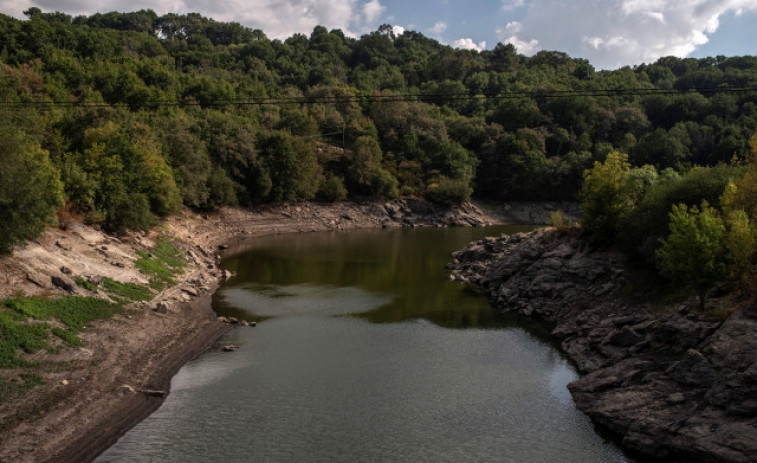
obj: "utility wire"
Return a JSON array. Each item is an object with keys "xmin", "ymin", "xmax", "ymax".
[{"xmin": 1, "ymin": 85, "xmax": 757, "ymax": 109}]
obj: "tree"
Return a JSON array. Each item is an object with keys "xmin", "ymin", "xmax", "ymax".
[
  {"xmin": 0, "ymin": 129, "xmax": 63, "ymax": 253},
  {"xmin": 580, "ymin": 151, "xmax": 631, "ymax": 242},
  {"xmin": 655, "ymin": 201, "xmax": 727, "ymax": 310}
]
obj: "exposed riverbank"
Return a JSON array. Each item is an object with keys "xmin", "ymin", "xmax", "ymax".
[
  {"xmin": 0, "ymin": 200, "xmax": 496, "ymax": 463},
  {"xmin": 449, "ymin": 229, "xmax": 757, "ymax": 463}
]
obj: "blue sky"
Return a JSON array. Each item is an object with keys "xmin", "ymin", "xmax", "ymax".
[{"xmin": 1, "ymin": 0, "xmax": 756, "ymax": 69}]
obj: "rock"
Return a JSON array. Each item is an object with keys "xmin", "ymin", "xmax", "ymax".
[
  {"xmin": 51, "ymin": 275, "xmax": 76, "ymax": 293},
  {"xmin": 217, "ymin": 316, "xmax": 228, "ymax": 323},
  {"xmin": 250, "ymin": 321, "xmax": 257, "ymax": 327},
  {"xmin": 60, "ymin": 379, "xmax": 69, "ymax": 386},
  {"xmin": 240, "ymin": 320, "xmax": 249, "ymax": 327},
  {"xmin": 667, "ymin": 349, "xmax": 718, "ymax": 387},
  {"xmin": 182, "ymin": 287, "xmax": 199, "ymax": 297},
  {"xmin": 59, "ymin": 266, "xmax": 72, "ymax": 275},
  {"xmin": 667, "ymin": 393, "xmax": 686, "ymax": 405},
  {"xmin": 154, "ymin": 302, "xmax": 169, "ymax": 314},
  {"xmin": 608, "ymin": 326, "xmax": 644, "ymax": 347},
  {"xmin": 223, "ymin": 344, "xmax": 240, "ymax": 352},
  {"xmin": 227, "ymin": 317, "xmax": 239, "ymax": 324},
  {"xmin": 26, "ymin": 271, "xmax": 51, "ymax": 288},
  {"xmin": 218, "ymin": 244, "xmax": 229, "ymax": 250}
]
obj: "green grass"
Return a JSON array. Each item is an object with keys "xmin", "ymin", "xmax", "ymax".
[
  {"xmin": 3, "ymin": 296, "xmax": 120, "ymax": 331},
  {"xmin": 102, "ymin": 278, "xmax": 153, "ymax": 302},
  {"xmin": 0, "ymin": 296, "xmax": 121, "ymax": 367},
  {"xmin": 74, "ymin": 277, "xmax": 97, "ymax": 292},
  {"xmin": 52, "ymin": 327, "xmax": 83, "ymax": 347},
  {"xmin": 0, "ymin": 310, "xmax": 49, "ymax": 368},
  {"xmin": 135, "ymin": 238, "xmax": 186, "ymax": 290}
]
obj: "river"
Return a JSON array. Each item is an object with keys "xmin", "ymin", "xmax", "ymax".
[{"xmin": 96, "ymin": 226, "xmax": 632, "ymax": 463}]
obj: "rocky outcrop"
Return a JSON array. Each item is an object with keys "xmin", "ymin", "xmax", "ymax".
[{"xmin": 449, "ymin": 229, "xmax": 757, "ymax": 463}]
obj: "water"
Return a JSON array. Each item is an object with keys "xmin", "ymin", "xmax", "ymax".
[{"xmin": 96, "ymin": 226, "xmax": 632, "ymax": 463}]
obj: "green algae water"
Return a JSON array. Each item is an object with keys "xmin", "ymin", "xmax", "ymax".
[{"xmin": 96, "ymin": 226, "xmax": 632, "ymax": 463}]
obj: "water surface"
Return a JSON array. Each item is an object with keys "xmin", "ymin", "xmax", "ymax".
[{"xmin": 97, "ymin": 226, "xmax": 631, "ymax": 463}]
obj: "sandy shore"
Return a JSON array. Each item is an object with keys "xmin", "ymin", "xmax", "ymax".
[{"xmin": 0, "ymin": 200, "xmax": 498, "ymax": 463}]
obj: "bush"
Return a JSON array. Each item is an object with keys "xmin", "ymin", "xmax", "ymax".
[
  {"xmin": 316, "ymin": 173, "xmax": 348, "ymax": 202},
  {"xmin": 425, "ymin": 177, "xmax": 472, "ymax": 205},
  {"xmin": 620, "ymin": 165, "xmax": 737, "ymax": 260},
  {"xmin": 0, "ymin": 129, "xmax": 63, "ymax": 254},
  {"xmin": 580, "ymin": 151, "xmax": 631, "ymax": 243},
  {"xmin": 655, "ymin": 201, "xmax": 727, "ymax": 309}
]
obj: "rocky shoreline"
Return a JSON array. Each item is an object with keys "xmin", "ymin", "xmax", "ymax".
[
  {"xmin": 0, "ymin": 199, "xmax": 495, "ymax": 463},
  {"xmin": 449, "ymin": 229, "xmax": 757, "ymax": 463}
]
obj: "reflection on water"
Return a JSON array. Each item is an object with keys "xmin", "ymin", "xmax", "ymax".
[{"xmin": 96, "ymin": 226, "xmax": 632, "ymax": 463}]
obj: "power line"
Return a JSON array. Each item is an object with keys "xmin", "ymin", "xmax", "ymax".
[{"xmin": 2, "ymin": 85, "xmax": 757, "ymax": 109}]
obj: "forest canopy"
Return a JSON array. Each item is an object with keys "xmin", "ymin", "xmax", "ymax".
[{"xmin": 1, "ymin": 9, "xmax": 757, "ymax": 247}]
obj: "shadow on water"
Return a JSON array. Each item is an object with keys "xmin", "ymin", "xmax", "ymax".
[{"xmin": 215, "ymin": 225, "xmax": 536, "ymax": 327}]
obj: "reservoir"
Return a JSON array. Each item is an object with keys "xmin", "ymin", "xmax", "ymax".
[{"xmin": 96, "ymin": 226, "xmax": 632, "ymax": 463}]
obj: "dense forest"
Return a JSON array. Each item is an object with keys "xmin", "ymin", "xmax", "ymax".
[{"xmin": 1, "ymin": 8, "xmax": 757, "ymax": 274}]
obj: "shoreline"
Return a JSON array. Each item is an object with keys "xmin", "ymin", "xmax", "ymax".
[
  {"xmin": 0, "ymin": 200, "xmax": 498, "ymax": 463},
  {"xmin": 449, "ymin": 228, "xmax": 757, "ymax": 463}
]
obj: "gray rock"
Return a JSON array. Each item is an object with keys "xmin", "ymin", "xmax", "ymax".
[
  {"xmin": 51, "ymin": 275, "xmax": 76, "ymax": 292},
  {"xmin": 608, "ymin": 326, "xmax": 644, "ymax": 347}
]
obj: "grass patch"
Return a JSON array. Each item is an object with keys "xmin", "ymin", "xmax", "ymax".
[
  {"xmin": 3, "ymin": 296, "xmax": 120, "ymax": 331},
  {"xmin": 74, "ymin": 277, "xmax": 97, "ymax": 292},
  {"xmin": 52, "ymin": 327, "xmax": 83, "ymax": 347},
  {"xmin": 135, "ymin": 238, "xmax": 186, "ymax": 290},
  {"xmin": 102, "ymin": 278, "xmax": 152, "ymax": 302},
  {"xmin": 0, "ymin": 296, "xmax": 121, "ymax": 367},
  {"xmin": 0, "ymin": 310, "xmax": 49, "ymax": 368}
]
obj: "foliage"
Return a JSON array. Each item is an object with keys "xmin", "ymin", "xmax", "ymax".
[
  {"xmin": 101, "ymin": 278, "xmax": 153, "ymax": 301},
  {"xmin": 1, "ymin": 10, "xmax": 757, "ymax": 248},
  {"xmin": 655, "ymin": 202, "xmax": 727, "ymax": 309},
  {"xmin": 316, "ymin": 172, "xmax": 348, "ymax": 202},
  {"xmin": 134, "ymin": 238, "xmax": 186, "ymax": 288},
  {"xmin": 0, "ymin": 296, "xmax": 120, "ymax": 366},
  {"xmin": 580, "ymin": 151, "xmax": 632, "ymax": 242},
  {"xmin": 620, "ymin": 165, "xmax": 737, "ymax": 260},
  {"xmin": 0, "ymin": 128, "xmax": 63, "ymax": 254},
  {"xmin": 425, "ymin": 177, "xmax": 472, "ymax": 205}
]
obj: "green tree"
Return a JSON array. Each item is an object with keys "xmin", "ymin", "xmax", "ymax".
[
  {"xmin": 580, "ymin": 151, "xmax": 631, "ymax": 242},
  {"xmin": 655, "ymin": 201, "xmax": 727, "ymax": 309},
  {"xmin": 0, "ymin": 129, "xmax": 63, "ymax": 253}
]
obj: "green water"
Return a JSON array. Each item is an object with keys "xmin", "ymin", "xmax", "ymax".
[{"xmin": 96, "ymin": 226, "xmax": 632, "ymax": 463}]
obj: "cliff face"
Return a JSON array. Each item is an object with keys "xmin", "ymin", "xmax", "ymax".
[{"xmin": 449, "ymin": 229, "xmax": 757, "ymax": 463}]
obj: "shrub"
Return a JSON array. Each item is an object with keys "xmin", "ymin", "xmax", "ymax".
[
  {"xmin": 580, "ymin": 151, "xmax": 631, "ymax": 243},
  {"xmin": 316, "ymin": 173, "xmax": 348, "ymax": 202},
  {"xmin": 425, "ymin": 177, "xmax": 472, "ymax": 205},
  {"xmin": 0, "ymin": 129, "xmax": 63, "ymax": 254},
  {"xmin": 655, "ymin": 201, "xmax": 727, "ymax": 310}
]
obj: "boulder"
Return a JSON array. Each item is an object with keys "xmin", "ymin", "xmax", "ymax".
[{"xmin": 51, "ymin": 275, "xmax": 76, "ymax": 293}]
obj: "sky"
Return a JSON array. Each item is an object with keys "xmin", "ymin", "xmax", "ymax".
[{"xmin": 1, "ymin": 0, "xmax": 756, "ymax": 69}]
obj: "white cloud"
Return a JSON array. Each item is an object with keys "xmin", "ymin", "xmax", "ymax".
[
  {"xmin": 0, "ymin": 0, "xmax": 387, "ymax": 39},
  {"xmin": 500, "ymin": 0, "xmax": 525, "ymax": 11},
  {"xmin": 453, "ymin": 38, "xmax": 486, "ymax": 52},
  {"xmin": 496, "ymin": 0, "xmax": 757, "ymax": 69},
  {"xmin": 362, "ymin": 0, "xmax": 384, "ymax": 24},
  {"xmin": 497, "ymin": 20, "xmax": 539, "ymax": 55},
  {"xmin": 428, "ymin": 20, "xmax": 447, "ymax": 35},
  {"xmin": 391, "ymin": 25, "xmax": 405, "ymax": 36}
]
